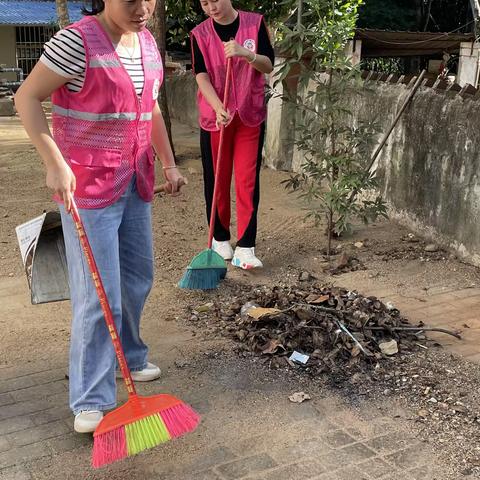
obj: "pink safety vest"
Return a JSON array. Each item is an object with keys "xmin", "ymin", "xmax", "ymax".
[
  {"xmin": 51, "ymin": 16, "xmax": 164, "ymax": 209},
  {"xmin": 192, "ymin": 11, "xmax": 267, "ymax": 132}
]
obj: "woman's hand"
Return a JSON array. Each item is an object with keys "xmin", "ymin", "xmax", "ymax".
[
  {"xmin": 46, "ymin": 161, "xmax": 76, "ymax": 211},
  {"xmin": 223, "ymin": 40, "xmax": 253, "ymax": 61},
  {"xmin": 163, "ymin": 167, "xmax": 187, "ymax": 196},
  {"xmin": 215, "ymin": 106, "xmax": 230, "ymax": 127}
]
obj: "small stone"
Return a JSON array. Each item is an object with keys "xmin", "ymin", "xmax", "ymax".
[
  {"xmin": 379, "ymin": 339, "xmax": 398, "ymax": 356},
  {"xmin": 299, "ymin": 271, "xmax": 313, "ymax": 282},
  {"xmin": 197, "ymin": 302, "xmax": 214, "ymax": 313},
  {"xmin": 354, "ymin": 241, "xmax": 364, "ymax": 249},
  {"xmin": 336, "ymin": 252, "xmax": 350, "ymax": 268},
  {"xmin": 236, "ymin": 330, "xmax": 247, "ymax": 341},
  {"xmin": 174, "ymin": 360, "xmax": 190, "ymax": 369},
  {"xmin": 427, "ymin": 397, "xmax": 438, "ymax": 404},
  {"xmin": 453, "ymin": 404, "xmax": 468, "ymax": 413},
  {"xmin": 425, "ymin": 244, "xmax": 439, "ymax": 252}
]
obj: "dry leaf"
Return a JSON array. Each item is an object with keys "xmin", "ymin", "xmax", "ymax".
[
  {"xmin": 307, "ymin": 294, "xmax": 330, "ymax": 305},
  {"xmin": 247, "ymin": 307, "xmax": 282, "ymax": 320},
  {"xmin": 261, "ymin": 339, "xmax": 285, "ymax": 354}
]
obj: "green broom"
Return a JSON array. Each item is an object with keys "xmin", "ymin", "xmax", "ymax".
[{"xmin": 179, "ymin": 57, "xmax": 233, "ymax": 290}]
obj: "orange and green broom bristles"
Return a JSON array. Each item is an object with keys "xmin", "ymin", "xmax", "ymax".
[
  {"xmin": 70, "ymin": 198, "xmax": 200, "ymax": 469},
  {"xmin": 92, "ymin": 393, "xmax": 200, "ymax": 468}
]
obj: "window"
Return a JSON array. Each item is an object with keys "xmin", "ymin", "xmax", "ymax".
[{"xmin": 15, "ymin": 25, "xmax": 56, "ymax": 75}]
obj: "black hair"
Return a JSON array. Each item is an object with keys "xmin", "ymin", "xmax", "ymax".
[{"xmin": 81, "ymin": 0, "xmax": 105, "ymax": 15}]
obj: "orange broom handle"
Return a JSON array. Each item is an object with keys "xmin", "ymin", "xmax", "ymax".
[
  {"xmin": 207, "ymin": 57, "xmax": 233, "ymax": 249},
  {"xmin": 70, "ymin": 198, "xmax": 137, "ymax": 398}
]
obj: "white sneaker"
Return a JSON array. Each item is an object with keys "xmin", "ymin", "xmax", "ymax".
[
  {"xmin": 231, "ymin": 247, "xmax": 263, "ymax": 269},
  {"xmin": 74, "ymin": 410, "xmax": 103, "ymax": 433},
  {"xmin": 212, "ymin": 239, "xmax": 234, "ymax": 260},
  {"xmin": 116, "ymin": 362, "xmax": 161, "ymax": 382}
]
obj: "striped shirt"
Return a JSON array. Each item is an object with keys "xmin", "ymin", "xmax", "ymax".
[{"xmin": 40, "ymin": 28, "xmax": 145, "ymax": 95}]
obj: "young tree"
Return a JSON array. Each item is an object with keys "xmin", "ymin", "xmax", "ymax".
[{"xmin": 275, "ymin": 0, "xmax": 387, "ymax": 257}]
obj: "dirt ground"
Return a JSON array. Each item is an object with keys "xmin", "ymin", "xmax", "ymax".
[
  {"xmin": 1, "ymin": 113, "xmax": 480, "ymax": 479},
  {"xmin": 1, "ymin": 114, "xmax": 479, "ymax": 368}
]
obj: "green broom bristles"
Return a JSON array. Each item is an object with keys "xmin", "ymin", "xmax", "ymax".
[
  {"xmin": 178, "ymin": 248, "xmax": 227, "ymax": 290},
  {"xmin": 125, "ymin": 414, "xmax": 171, "ymax": 456}
]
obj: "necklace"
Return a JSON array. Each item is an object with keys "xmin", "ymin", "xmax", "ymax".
[{"xmin": 121, "ymin": 34, "xmax": 137, "ymax": 62}]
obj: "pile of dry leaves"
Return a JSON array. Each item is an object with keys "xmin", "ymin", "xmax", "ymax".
[{"xmin": 189, "ymin": 284, "xmax": 456, "ymax": 373}]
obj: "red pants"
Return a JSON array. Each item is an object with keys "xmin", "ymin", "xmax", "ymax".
[{"xmin": 200, "ymin": 115, "xmax": 265, "ymax": 247}]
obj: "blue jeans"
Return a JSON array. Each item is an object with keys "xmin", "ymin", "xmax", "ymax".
[{"xmin": 60, "ymin": 178, "xmax": 153, "ymax": 414}]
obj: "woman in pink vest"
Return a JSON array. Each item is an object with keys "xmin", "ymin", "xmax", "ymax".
[
  {"xmin": 191, "ymin": 0, "xmax": 274, "ymax": 269},
  {"xmin": 15, "ymin": 0, "xmax": 185, "ymax": 433}
]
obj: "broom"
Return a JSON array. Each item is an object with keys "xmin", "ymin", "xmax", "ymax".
[
  {"xmin": 69, "ymin": 198, "xmax": 200, "ymax": 468},
  {"xmin": 178, "ymin": 57, "xmax": 233, "ymax": 290}
]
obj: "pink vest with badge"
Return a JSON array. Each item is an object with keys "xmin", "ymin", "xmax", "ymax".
[
  {"xmin": 192, "ymin": 11, "xmax": 267, "ymax": 132},
  {"xmin": 51, "ymin": 16, "xmax": 163, "ymax": 209}
]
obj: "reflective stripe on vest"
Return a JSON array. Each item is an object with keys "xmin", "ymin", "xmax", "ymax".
[
  {"xmin": 144, "ymin": 61, "xmax": 162, "ymax": 70},
  {"xmin": 89, "ymin": 58, "xmax": 122, "ymax": 68},
  {"xmin": 52, "ymin": 105, "xmax": 136, "ymax": 121}
]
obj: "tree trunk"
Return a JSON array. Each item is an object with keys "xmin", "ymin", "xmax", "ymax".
[
  {"xmin": 151, "ymin": 0, "xmax": 176, "ymax": 158},
  {"xmin": 56, "ymin": 0, "xmax": 70, "ymax": 29}
]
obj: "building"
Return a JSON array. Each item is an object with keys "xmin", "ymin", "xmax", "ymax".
[{"xmin": 0, "ymin": 0, "xmax": 83, "ymax": 81}]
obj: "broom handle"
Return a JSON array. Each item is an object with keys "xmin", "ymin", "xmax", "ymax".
[
  {"xmin": 207, "ymin": 57, "xmax": 233, "ymax": 249},
  {"xmin": 69, "ymin": 198, "xmax": 137, "ymax": 398}
]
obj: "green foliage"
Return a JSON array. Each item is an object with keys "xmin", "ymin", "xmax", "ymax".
[
  {"xmin": 361, "ymin": 57, "xmax": 403, "ymax": 74},
  {"xmin": 358, "ymin": 0, "xmax": 472, "ymax": 33},
  {"xmin": 357, "ymin": 0, "xmax": 417, "ymax": 31},
  {"xmin": 274, "ymin": 0, "xmax": 387, "ymax": 254}
]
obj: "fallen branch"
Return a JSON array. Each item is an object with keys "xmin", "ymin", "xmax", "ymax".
[
  {"xmin": 335, "ymin": 319, "xmax": 371, "ymax": 356},
  {"xmin": 363, "ymin": 326, "xmax": 462, "ymax": 340},
  {"xmin": 301, "ymin": 304, "xmax": 343, "ymax": 315},
  {"xmin": 297, "ymin": 303, "xmax": 462, "ymax": 339}
]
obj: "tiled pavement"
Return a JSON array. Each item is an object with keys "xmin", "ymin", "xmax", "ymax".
[
  {"xmin": 354, "ymin": 286, "xmax": 480, "ymax": 363},
  {"xmin": 1, "ymin": 284, "xmax": 479, "ymax": 479},
  {"xmin": 0, "ymin": 357, "xmax": 450, "ymax": 480}
]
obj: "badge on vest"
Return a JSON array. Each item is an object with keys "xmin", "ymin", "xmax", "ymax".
[
  {"xmin": 152, "ymin": 78, "xmax": 160, "ymax": 100},
  {"xmin": 243, "ymin": 39, "xmax": 256, "ymax": 52}
]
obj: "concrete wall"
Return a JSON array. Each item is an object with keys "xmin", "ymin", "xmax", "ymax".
[
  {"xmin": 277, "ymin": 75, "xmax": 480, "ymax": 265},
  {"xmin": 0, "ymin": 27, "xmax": 17, "ymax": 82},
  {"xmin": 166, "ymin": 73, "xmax": 198, "ymax": 129},
  {"xmin": 165, "ymin": 70, "xmax": 480, "ymax": 265},
  {"xmin": 368, "ymin": 83, "xmax": 480, "ymax": 265},
  {"xmin": 457, "ymin": 42, "xmax": 480, "ymax": 88}
]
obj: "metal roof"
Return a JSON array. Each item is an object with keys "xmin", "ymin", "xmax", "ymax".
[
  {"xmin": 0, "ymin": 0, "xmax": 84, "ymax": 26},
  {"xmin": 355, "ymin": 28, "xmax": 476, "ymax": 57}
]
